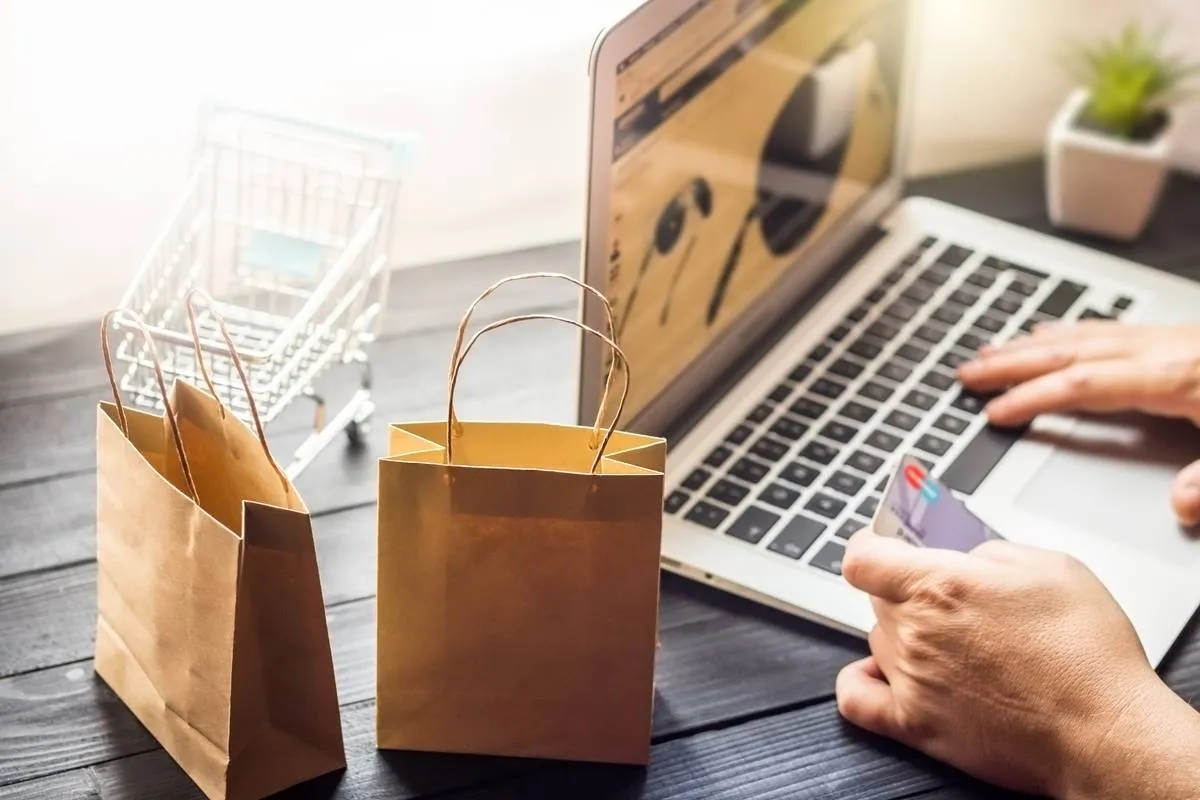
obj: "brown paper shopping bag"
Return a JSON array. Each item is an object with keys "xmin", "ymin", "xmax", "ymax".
[
  {"xmin": 377, "ymin": 274, "xmax": 666, "ymax": 766},
  {"xmin": 94, "ymin": 302, "xmax": 345, "ymax": 800}
]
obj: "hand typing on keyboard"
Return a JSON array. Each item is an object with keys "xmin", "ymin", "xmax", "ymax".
[
  {"xmin": 958, "ymin": 320, "xmax": 1200, "ymax": 526},
  {"xmin": 836, "ymin": 529, "xmax": 1200, "ymax": 799}
]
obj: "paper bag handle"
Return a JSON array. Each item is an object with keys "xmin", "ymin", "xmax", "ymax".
[
  {"xmin": 446, "ymin": 314, "xmax": 630, "ymax": 474},
  {"xmin": 101, "ymin": 309, "xmax": 200, "ymax": 502},
  {"xmin": 448, "ymin": 272, "xmax": 619, "ymax": 448},
  {"xmin": 184, "ymin": 289, "xmax": 290, "ymax": 490}
]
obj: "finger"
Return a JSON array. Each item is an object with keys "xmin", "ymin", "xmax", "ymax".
[
  {"xmin": 1171, "ymin": 458, "xmax": 1200, "ymax": 528},
  {"xmin": 984, "ymin": 358, "xmax": 1179, "ymax": 426},
  {"xmin": 958, "ymin": 337, "xmax": 1135, "ymax": 392},
  {"xmin": 836, "ymin": 656, "xmax": 903, "ymax": 740},
  {"xmin": 976, "ymin": 320, "xmax": 1138, "ymax": 357},
  {"xmin": 843, "ymin": 529, "xmax": 971, "ymax": 602}
]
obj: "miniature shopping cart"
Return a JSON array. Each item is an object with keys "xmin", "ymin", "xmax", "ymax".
[{"xmin": 110, "ymin": 101, "xmax": 413, "ymax": 479}]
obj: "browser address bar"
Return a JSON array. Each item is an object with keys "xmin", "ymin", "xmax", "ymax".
[{"xmin": 658, "ymin": 1, "xmax": 776, "ymax": 100}]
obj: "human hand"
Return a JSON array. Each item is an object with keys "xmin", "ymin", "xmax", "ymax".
[
  {"xmin": 834, "ymin": 531, "xmax": 1200, "ymax": 799},
  {"xmin": 957, "ymin": 321, "xmax": 1200, "ymax": 525}
]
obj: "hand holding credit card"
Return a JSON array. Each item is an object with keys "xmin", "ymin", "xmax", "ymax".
[{"xmin": 871, "ymin": 454, "xmax": 1004, "ymax": 551}]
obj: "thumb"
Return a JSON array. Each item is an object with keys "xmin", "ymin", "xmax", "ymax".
[
  {"xmin": 1170, "ymin": 458, "xmax": 1200, "ymax": 528},
  {"xmin": 836, "ymin": 657, "xmax": 903, "ymax": 741}
]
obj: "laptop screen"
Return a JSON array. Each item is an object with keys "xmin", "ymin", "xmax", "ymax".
[{"xmin": 603, "ymin": 0, "xmax": 908, "ymax": 421}]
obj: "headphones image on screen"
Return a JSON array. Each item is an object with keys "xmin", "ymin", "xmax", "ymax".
[
  {"xmin": 706, "ymin": 40, "xmax": 875, "ymax": 327},
  {"xmin": 617, "ymin": 176, "xmax": 714, "ymax": 339}
]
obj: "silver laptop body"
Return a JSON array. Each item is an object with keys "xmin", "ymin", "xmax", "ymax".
[{"xmin": 580, "ymin": 0, "xmax": 1200, "ymax": 666}]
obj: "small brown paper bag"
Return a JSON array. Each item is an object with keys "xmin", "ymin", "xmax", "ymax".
[
  {"xmin": 376, "ymin": 274, "xmax": 666, "ymax": 765},
  {"xmin": 94, "ymin": 299, "xmax": 345, "ymax": 800}
]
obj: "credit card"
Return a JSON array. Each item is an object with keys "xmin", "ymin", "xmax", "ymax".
[{"xmin": 871, "ymin": 453, "xmax": 1003, "ymax": 551}]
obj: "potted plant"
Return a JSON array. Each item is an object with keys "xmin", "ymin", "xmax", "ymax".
[{"xmin": 1047, "ymin": 22, "xmax": 1197, "ymax": 241}]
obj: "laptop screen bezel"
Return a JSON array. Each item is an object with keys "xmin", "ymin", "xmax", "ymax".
[{"xmin": 578, "ymin": 0, "xmax": 920, "ymax": 435}]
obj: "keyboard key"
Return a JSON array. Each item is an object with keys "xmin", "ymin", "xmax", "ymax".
[
  {"xmin": 916, "ymin": 433, "xmax": 952, "ymax": 457},
  {"xmin": 934, "ymin": 413, "xmax": 970, "ymax": 435},
  {"xmin": 821, "ymin": 420, "xmax": 857, "ymax": 444},
  {"xmin": 866, "ymin": 288, "xmax": 887, "ymax": 303},
  {"xmin": 948, "ymin": 288, "xmax": 980, "ymax": 307},
  {"xmin": 727, "ymin": 424, "xmax": 753, "ymax": 444},
  {"xmin": 829, "ymin": 358, "xmax": 864, "ymax": 380},
  {"xmin": 767, "ymin": 516, "xmax": 826, "ymax": 560},
  {"xmin": 877, "ymin": 362, "xmax": 912, "ymax": 383},
  {"xmin": 920, "ymin": 235, "xmax": 938, "ymax": 248},
  {"xmin": 965, "ymin": 268, "xmax": 997, "ymax": 289},
  {"xmin": 903, "ymin": 282, "xmax": 936, "ymax": 303},
  {"xmin": 748, "ymin": 404, "xmax": 773, "ymax": 423},
  {"xmin": 896, "ymin": 343, "xmax": 929, "ymax": 364},
  {"xmin": 848, "ymin": 337, "xmax": 884, "ymax": 361},
  {"xmin": 685, "ymin": 501, "xmax": 729, "ymax": 529},
  {"xmin": 1079, "ymin": 308, "xmax": 1114, "ymax": 320},
  {"xmin": 885, "ymin": 299, "xmax": 920, "ymax": 323},
  {"xmin": 789, "ymin": 363, "xmax": 813, "ymax": 382},
  {"xmin": 682, "ymin": 469, "xmax": 711, "ymax": 490},
  {"xmin": 865, "ymin": 430, "xmax": 903, "ymax": 452},
  {"xmin": 973, "ymin": 314, "xmax": 1006, "ymax": 334},
  {"xmin": 1009, "ymin": 278, "xmax": 1038, "ymax": 297},
  {"xmin": 921, "ymin": 370, "xmax": 956, "ymax": 391},
  {"xmin": 848, "ymin": 304, "xmax": 870, "ymax": 322},
  {"xmin": 859, "ymin": 381, "xmax": 894, "ymax": 403},
  {"xmin": 708, "ymin": 479, "xmax": 750, "ymax": 507},
  {"xmin": 875, "ymin": 475, "xmax": 889, "ymax": 492},
  {"xmin": 729, "ymin": 457, "xmax": 770, "ymax": 484},
  {"xmin": 810, "ymin": 378, "xmax": 846, "ymax": 400},
  {"xmin": 883, "ymin": 268, "xmax": 905, "ymax": 285},
  {"xmin": 790, "ymin": 397, "xmax": 828, "ymax": 420},
  {"xmin": 903, "ymin": 389, "xmax": 939, "ymax": 412},
  {"xmin": 951, "ymin": 390, "xmax": 990, "ymax": 416},
  {"xmin": 913, "ymin": 324, "xmax": 945, "ymax": 344},
  {"xmin": 868, "ymin": 320, "xmax": 901, "ymax": 340},
  {"xmin": 705, "ymin": 446, "xmax": 734, "ymax": 468},
  {"xmin": 751, "ymin": 437, "xmax": 790, "ymax": 462},
  {"xmin": 1006, "ymin": 262, "xmax": 1049, "ymax": 281},
  {"xmin": 760, "ymin": 483, "xmax": 802, "ymax": 510},
  {"xmin": 836, "ymin": 518, "xmax": 869, "ymax": 539},
  {"xmin": 846, "ymin": 450, "xmax": 885, "ymax": 475},
  {"xmin": 838, "ymin": 401, "xmax": 876, "ymax": 423},
  {"xmin": 957, "ymin": 332, "xmax": 987, "ymax": 352},
  {"xmin": 829, "ymin": 323, "xmax": 853, "ymax": 342},
  {"xmin": 921, "ymin": 262, "xmax": 955, "ymax": 284},
  {"xmin": 780, "ymin": 461, "xmax": 820, "ymax": 488},
  {"xmin": 806, "ymin": 493, "xmax": 847, "ymax": 519},
  {"xmin": 856, "ymin": 495, "xmax": 880, "ymax": 517},
  {"xmin": 827, "ymin": 470, "xmax": 866, "ymax": 497},
  {"xmin": 942, "ymin": 424, "xmax": 1025, "ymax": 495},
  {"xmin": 1113, "ymin": 295, "xmax": 1133, "ymax": 310},
  {"xmin": 770, "ymin": 416, "xmax": 809, "ymax": 441},
  {"xmin": 991, "ymin": 293, "xmax": 1024, "ymax": 315},
  {"xmin": 885, "ymin": 409, "xmax": 920, "ymax": 432},
  {"xmin": 1037, "ymin": 280, "xmax": 1088, "ymax": 318},
  {"xmin": 931, "ymin": 305, "xmax": 964, "ymax": 326},
  {"xmin": 810, "ymin": 541, "xmax": 847, "ymax": 575},
  {"xmin": 664, "ymin": 491, "xmax": 690, "ymax": 514},
  {"xmin": 808, "ymin": 343, "xmax": 832, "ymax": 362},
  {"xmin": 769, "ymin": 384, "xmax": 792, "ymax": 403},
  {"xmin": 937, "ymin": 244, "xmax": 973, "ymax": 267},
  {"xmin": 727, "ymin": 506, "xmax": 780, "ymax": 544},
  {"xmin": 800, "ymin": 440, "xmax": 840, "ymax": 465},
  {"xmin": 940, "ymin": 350, "xmax": 969, "ymax": 370}
]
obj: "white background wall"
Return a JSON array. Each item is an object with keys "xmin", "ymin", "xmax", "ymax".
[{"xmin": 2, "ymin": 0, "xmax": 1199, "ymax": 335}]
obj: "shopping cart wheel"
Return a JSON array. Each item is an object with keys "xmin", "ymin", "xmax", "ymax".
[{"xmin": 346, "ymin": 420, "xmax": 368, "ymax": 448}]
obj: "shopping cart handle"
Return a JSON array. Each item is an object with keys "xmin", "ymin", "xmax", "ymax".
[{"xmin": 200, "ymin": 98, "xmax": 417, "ymax": 164}]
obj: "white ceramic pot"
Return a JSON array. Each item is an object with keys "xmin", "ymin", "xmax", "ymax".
[{"xmin": 1046, "ymin": 88, "xmax": 1175, "ymax": 241}]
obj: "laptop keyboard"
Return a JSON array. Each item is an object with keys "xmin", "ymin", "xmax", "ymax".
[{"xmin": 664, "ymin": 236, "xmax": 1136, "ymax": 576}]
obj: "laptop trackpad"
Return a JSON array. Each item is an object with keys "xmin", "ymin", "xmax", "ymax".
[{"xmin": 1012, "ymin": 414, "xmax": 1200, "ymax": 562}]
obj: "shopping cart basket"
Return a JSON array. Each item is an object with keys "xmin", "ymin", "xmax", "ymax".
[{"xmin": 110, "ymin": 101, "xmax": 414, "ymax": 479}]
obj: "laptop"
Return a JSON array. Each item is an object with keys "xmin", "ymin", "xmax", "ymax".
[{"xmin": 578, "ymin": 0, "xmax": 1200, "ymax": 666}]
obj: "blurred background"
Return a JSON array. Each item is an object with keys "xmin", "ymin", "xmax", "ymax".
[{"xmin": 3, "ymin": 0, "xmax": 1200, "ymax": 336}]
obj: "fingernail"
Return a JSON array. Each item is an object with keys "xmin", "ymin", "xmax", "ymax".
[{"xmin": 1180, "ymin": 485, "xmax": 1200, "ymax": 525}]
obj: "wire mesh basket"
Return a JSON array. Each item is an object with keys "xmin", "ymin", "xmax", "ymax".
[{"xmin": 111, "ymin": 101, "xmax": 414, "ymax": 478}]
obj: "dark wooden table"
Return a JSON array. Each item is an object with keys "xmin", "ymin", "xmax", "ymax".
[{"xmin": 3, "ymin": 159, "xmax": 1200, "ymax": 800}]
